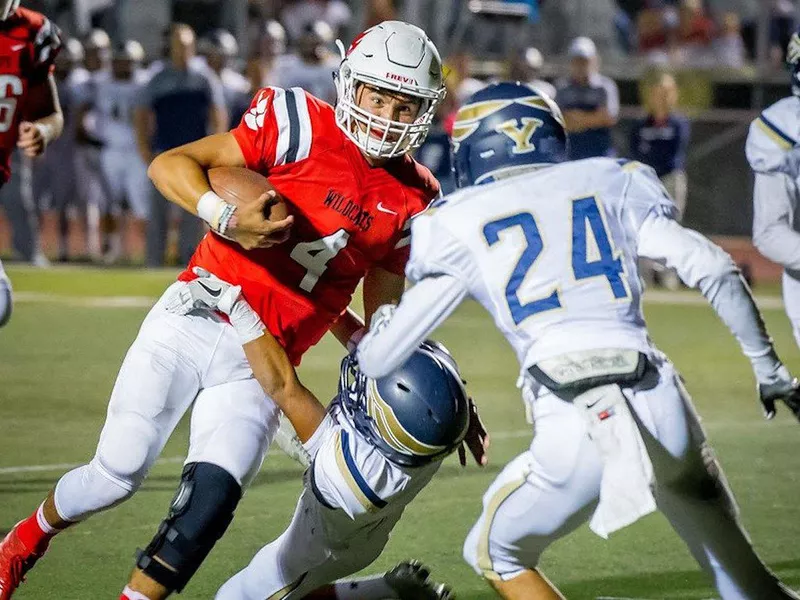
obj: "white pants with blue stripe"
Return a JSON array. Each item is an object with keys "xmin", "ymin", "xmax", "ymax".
[
  {"xmin": 216, "ymin": 413, "xmax": 438, "ymax": 600},
  {"xmin": 463, "ymin": 356, "xmax": 796, "ymax": 600}
]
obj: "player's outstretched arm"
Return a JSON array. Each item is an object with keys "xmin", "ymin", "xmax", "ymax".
[
  {"xmin": 357, "ymin": 273, "xmax": 468, "ymax": 379},
  {"xmin": 166, "ymin": 268, "xmax": 326, "ymax": 441},
  {"xmin": 242, "ymin": 332, "xmax": 326, "ymax": 443},
  {"xmin": 637, "ymin": 214, "xmax": 800, "ymax": 420},
  {"xmin": 17, "ymin": 73, "xmax": 63, "ymax": 157}
]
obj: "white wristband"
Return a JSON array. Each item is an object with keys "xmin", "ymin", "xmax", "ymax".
[{"xmin": 197, "ymin": 191, "xmax": 237, "ymax": 234}]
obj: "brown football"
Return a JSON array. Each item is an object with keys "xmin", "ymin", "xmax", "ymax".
[{"xmin": 207, "ymin": 166, "xmax": 289, "ymax": 222}]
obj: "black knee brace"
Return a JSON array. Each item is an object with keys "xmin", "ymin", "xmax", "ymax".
[{"xmin": 136, "ymin": 462, "xmax": 242, "ymax": 592}]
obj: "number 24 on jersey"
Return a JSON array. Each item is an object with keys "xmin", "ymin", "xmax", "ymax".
[{"xmin": 484, "ymin": 196, "xmax": 629, "ymax": 325}]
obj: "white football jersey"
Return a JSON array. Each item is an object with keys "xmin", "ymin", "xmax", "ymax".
[
  {"xmin": 746, "ymin": 95, "xmax": 800, "ymax": 176},
  {"xmin": 406, "ymin": 158, "xmax": 676, "ymax": 369},
  {"xmin": 94, "ymin": 69, "xmax": 150, "ymax": 149}
]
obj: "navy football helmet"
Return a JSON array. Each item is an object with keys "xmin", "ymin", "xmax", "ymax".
[
  {"xmin": 451, "ymin": 81, "xmax": 568, "ymax": 188},
  {"xmin": 788, "ymin": 29, "xmax": 800, "ymax": 97},
  {"xmin": 338, "ymin": 341, "xmax": 470, "ymax": 467}
]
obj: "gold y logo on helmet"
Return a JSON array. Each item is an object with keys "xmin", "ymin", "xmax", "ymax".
[{"xmin": 496, "ymin": 117, "xmax": 544, "ymax": 154}]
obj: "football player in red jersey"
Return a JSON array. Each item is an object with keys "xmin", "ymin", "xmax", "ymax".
[
  {"xmin": 0, "ymin": 0, "xmax": 62, "ymax": 328},
  {"xmin": 0, "ymin": 21, "xmax": 447, "ymax": 600}
]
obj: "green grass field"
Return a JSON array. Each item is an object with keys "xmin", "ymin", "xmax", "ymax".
[{"xmin": 1, "ymin": 266, "xmax": 799, "ymax": 600}]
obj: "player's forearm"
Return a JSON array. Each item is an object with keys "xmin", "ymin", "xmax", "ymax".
[
  {"xmin": 357, "ymin": 274, "xmax": 467, "ymax": 378},
  {"xmin": 242, "ymin": 336, "xmax": 326, "ymax": 443},
  {"xmin": 363, "ymin": 267, "xmax": 405, "ymax": 324},
  {"xmin": 148, "ymin": 132, "xmax": 247, "ymax": 217},
  {"xmin": 148, "ymin": 151, "xmax": 213, "ymax": 216},
  {"xmin": 330, "ymin": 308, "xmax": 365, "ymax": 351}
]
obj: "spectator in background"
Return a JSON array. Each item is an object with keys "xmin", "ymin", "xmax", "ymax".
[
  {"xmin": 630, "ymin": 71, "xmax": 690, "ymax": 289},
  {"xmin": 509, "ymin": 47, "xmax": 556, "ymax": 99},
  {"xmin": 198, "ymin": 29, "xmax": 252, "ymax": 126},
  {"xmin": 715, "ymin": 11, "xmax": 746, "ymax": 68},
  {"xmin": 675, "ymin": 0, "xmax": 715, "ymax": 66},
  {"xmin": 95, "ymin": 40, "xmax": 151, "ymax": 264},
  {"xmin": 555, "ymin": 36, "xmax": 619, "ymax": 160},
  {"xmin": 280, "ymin": 0, "xmax": 351, "ymax": 43},
  {"xmin": 247, "ymin": 19, "xmax": 288, "ymax": 89},
  {"xmin": 630, "ymin": 71, "xmax": 690, "ymax": 218},
  {"xmin": 636, "ymin": 3, "xmax": 677, "ymax": 64},
  {"xmin": 273, "ymin": 20, "xmax": 338, "ymax": 105},
  {"xmin": 134, "ymin": 23, "xmax": 227, "ymax": 267},
  {"xmin": 33, "ymin": 37, "xmax": 89, "ymax": 261},
  {"xmin": 74, "ymin": 28, "xmax": 113, "ymax": 261}
]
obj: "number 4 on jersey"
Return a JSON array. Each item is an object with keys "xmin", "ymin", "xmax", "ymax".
[
  {"xmin": 290, "ymin": 229, "xmax": 349, "ymax": 292},
  {"xmin": 572, "ymin": 196, "xmax": 628, "ymax": 299}
]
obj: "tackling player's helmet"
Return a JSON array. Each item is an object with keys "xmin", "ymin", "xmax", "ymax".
[
  {"xmin": 0, "ymin": 0, "xmax": 19, "ymax": 20},
  {"xmin": 334, "ymin": 21, "xmax": 446, "ymax": 159},
  {"xmin": 338, "ymin": 341, "xmax": 470, "ymax": 467},
  {"xmin": 788, "ymin": 28, "xmax": 800, "ymax": 97},
  {"xmin": 451, "ymin": 81, "xmax": 568, "ymax": 188}
]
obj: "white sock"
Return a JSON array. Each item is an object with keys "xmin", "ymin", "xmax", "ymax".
[
  {"xmin": 35, "ymin": 503, "xmax": 57, "ymax": 534},
  {"xmin": 334, "ymin": 575, "xmax": 395, "ymax": 600},
  {"xmin": 122, "ymin": 585, "xmax": 153, "ymax": 600}
]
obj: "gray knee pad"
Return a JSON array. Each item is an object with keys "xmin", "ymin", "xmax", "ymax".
[{"xmin": 136, "ymin": 462, "xmax": 242, "ymax": 592}]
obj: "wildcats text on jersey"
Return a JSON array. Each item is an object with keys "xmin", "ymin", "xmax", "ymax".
[{"xmin": 323, "ymin": 189, "xmax": 374, "ymax": 232}]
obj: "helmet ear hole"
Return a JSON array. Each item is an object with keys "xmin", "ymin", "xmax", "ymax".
[{"xmin": 397, "ymin": 382, "xmax": 411, "ymax": 393}]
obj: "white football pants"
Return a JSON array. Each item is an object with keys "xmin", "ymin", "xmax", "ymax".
[
  {"xmin": 463, "ymin": 355, "xmax": 796, "ymax": 600},
  {"xmin": 783, "ymin": 271, "xmax": 800, "ymax": 348},
  {"xmin": 52, "ymin": 283, "xmax": 281, "ymax": 522}
]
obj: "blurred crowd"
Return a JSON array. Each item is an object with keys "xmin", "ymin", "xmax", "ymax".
[{"xmin": 0, "ymin": 0, "xmax": 796, "ymax": 267}]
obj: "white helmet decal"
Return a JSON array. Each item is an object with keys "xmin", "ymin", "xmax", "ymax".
[{"xmin": 334, "ymin": 21, "xmax": 446, "ymax": 159}]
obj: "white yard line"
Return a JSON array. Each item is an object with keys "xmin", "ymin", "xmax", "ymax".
[
  {"xmin": 0, "ymin": 455, "xmax": 185, "ymax": 475},
  {"xmin": 13, "ymin": 290, "xmax": 787, "ymax": 310}
]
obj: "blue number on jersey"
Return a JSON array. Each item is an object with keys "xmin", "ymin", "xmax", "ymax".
[
  {"xmin": 571, "ymin": 196, "xmax": 628, "ymax": 299},
  {"xmin": 483, "ymin": 213, "xmax": 561, "ymax": 324}
]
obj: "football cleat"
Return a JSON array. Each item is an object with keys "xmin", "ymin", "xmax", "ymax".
[
  {"xmin": 384, "ymin": 560, "xmax": 453, "ymax": 600},
  {"xmin": 0, "ymin": 523, "xmax": 47, "ymax": 599}
]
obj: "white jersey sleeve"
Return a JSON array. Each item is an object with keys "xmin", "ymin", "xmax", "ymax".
[
  {"xmin": 745, "ymin": 97, "xmax": 799, "ymax": 175},
  {"xmin": 637, "ymin": 211, "xmax": 785, "ymax": 386},
  {"xmin": 752, "ymin": 172, "xmax": 800, "ymax": 271},
  {"xmin": 308, "ymin": 411, "xmax": 439, "ymax": 520},
  {"xmin": 745, "ymin": 98, "xmax": 800, "ymax": 271},
  {"xmin": 358, "ymin": 207, "xmax": 471, "ymax": 378},
  {"xmin": 619, "ymin": 161, "xmax": 678, "ymax": 231},
  {"xmin": 405, "ymin": 205, "xmax": 475, "ymax": 283}
]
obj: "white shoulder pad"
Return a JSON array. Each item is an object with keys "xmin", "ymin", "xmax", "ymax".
[
  {"xmin": 746, "ymin": 97, "xmax": 799, "ymax": 174},
  {"xmin": 619, "ymin": 161, "xmax": 678, "ymax": 231},
  {"xmin": 405, "ymin": 201, "xmax": 472, "ymax": 283}
]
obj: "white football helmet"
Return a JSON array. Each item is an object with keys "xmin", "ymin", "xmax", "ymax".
[
  {"xmin": 0, "ymin": 0, "xmax": 20, "ymax": 20},
  {"xmin": 334, "ymin": 21, "xmax": 446, "ymax": 159}
]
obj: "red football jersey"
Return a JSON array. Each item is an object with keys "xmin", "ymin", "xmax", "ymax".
[
  {"xmin": 0, "ymin": 7, "xmax": 60, "ymax": 182},
  {"xmin": 180, "ymin": 87, "xmax": 439, "ymax": 364}
]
